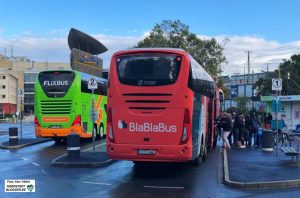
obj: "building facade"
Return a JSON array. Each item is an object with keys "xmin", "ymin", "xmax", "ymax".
[
  {"xmin": 0, "ymin": 54, "xmax": 71, "ymax": 116},
  {"xmin": 0, "ymin": 72, "xmax": 18, "ymax": 116},
  {"xmin": 221, "ymin": 72, "xmax": 269, "ymax": 111}
]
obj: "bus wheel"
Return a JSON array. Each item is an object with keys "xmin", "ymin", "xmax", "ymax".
[
  {"xmin": 99, "ymin": 124, "xmax": 104, "ymax": 139},
  {"xmin": 53, "ymin": 138, "xmax": 64, "ymax": 145},
  {"xmin": 94, "ymin": 125, "xmax": 100, "ymax": 140}
]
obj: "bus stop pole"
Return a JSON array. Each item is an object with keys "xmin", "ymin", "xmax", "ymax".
[
  {"xmin": 92, "ymin": 88, "xmax": 95, "ymax": 152},
  {"xmin": 276, "ymin": 92, "xmax": 278, "ymax": 156},
  {"xmin": 20, "ymin": 96, "xmax": 23, "ymax": 140}
]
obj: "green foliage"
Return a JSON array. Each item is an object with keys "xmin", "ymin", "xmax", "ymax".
[
  {"xmin": 234, "ymin": 97, "xmax": 250, "ymax": 114},
  {"xmin": 135, "ymin": 20, "xmax": 227, "ymax": 78},
  {"xmin": 254, "ymin": 54, "xmax": 300, "ymax": 96}
]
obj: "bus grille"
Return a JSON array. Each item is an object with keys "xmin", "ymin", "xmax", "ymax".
[
  {"xmin": 123, "ymin": 93, "xmax": 172, "ymax": 111},
  {"xmin": 40, "ymin": 100, "xmax": 72, "ymax": 114}
]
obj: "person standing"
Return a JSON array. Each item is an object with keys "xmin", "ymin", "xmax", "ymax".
[
  {"xmin": 220, "ymin": 112, "xmax": 233, "ymax": 149},
  {"xmin": 265, "ymin": 112, "xmax": 272, "ymax": 129},
  {"xmin": 250, "ymin": 112, "xmax": 260, "ymax": 146},
  {"xmin": 237, "ymin": 114, "xmax": 246, "ymax": 148}
]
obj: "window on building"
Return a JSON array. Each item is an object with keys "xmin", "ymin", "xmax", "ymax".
[
  {"xmin": 2, "ymin": 95, "xmax": 5, "ymax": 99},
  {"xmin": 2, "ymin": 85, "xmax": 5, "ymax": 89},
  {"xmin": 2, "ymin": 76, "xmax": 6, "ymax": 80}
]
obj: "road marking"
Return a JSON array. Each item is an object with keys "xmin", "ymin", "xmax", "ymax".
[
  {"xmin": 42, "ymin": 169, "xmax": 47, "ymax": 175},
  {"xmin": 52, "ymin": 142, "xmax": 106, "ymax": 163},
  {"xmin": 6, "ymin": 150, "xmax": 10, "ymax": 153},
  {"xmin": 144, "ymin": 185, "xmax": 185, "ymax": 189},
  {"xmin": 32, "ymin": 162, "xmax": 40, "ymax": 167},
  {"xmin": 21, "ymin": 157, "xmax": 28, "ymax": 161},
  {"xmin": 82, "ymin": 181, "xmax": 112, "ymax": 186},
  {"xmin": 82, "ymin": 142, "xmax": 106, "ymax": 152}
]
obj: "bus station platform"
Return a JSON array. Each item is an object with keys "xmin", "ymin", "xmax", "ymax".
[
  {"xmin": 223, "ymin": 146, "xmax": 300, "ymax": 189},
  {"xmin": 0, "ymin": 138, "xmax": 51, "ymax": 149},
  {"xmin": 51, "ymin": 151, "xmax": 114, "ymax": 167}
]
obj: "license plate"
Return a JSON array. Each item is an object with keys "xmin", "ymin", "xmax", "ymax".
[
  {"xmin": 137, "ymin": 149, "xmax": 156, "ymax": 155},
  {"xmin": 49, "ymin": 125, "xmax": 61, "ymax": 129}
]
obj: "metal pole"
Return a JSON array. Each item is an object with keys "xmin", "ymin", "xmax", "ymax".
[
  {"xmin": 276, "ymin": 92, "xmax": 278, "ymax": 156},
  {"xmin": 20, "ymin": 97, "xmax": 23, "ymax": 140},
  {"xmin": 92, "ymin": 88, "xmax": 95, "ymax": 152}
]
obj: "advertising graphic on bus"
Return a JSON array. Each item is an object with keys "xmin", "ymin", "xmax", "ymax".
[
  {"xmin": 106, "ymin": 48, "xmax": 223, "ymax": 164},
  {"xmin": 34, "ymin": 70, "xmax": 107, "ymax": 143}
]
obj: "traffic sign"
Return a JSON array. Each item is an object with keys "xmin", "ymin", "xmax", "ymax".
[
  {"xmin": 272, "ymin": 78, "xmax": 282, "ymax": 91},
  {"xmin": 88, "ymin": 77, "xmax": 98, "ymax": 89}
]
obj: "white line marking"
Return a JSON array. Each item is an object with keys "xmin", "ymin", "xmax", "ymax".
[
  {"xmin": 6, "ymin": 150, "xmax": 9, "ymax": 153},
  {"xmin": 32, "ymin": 162, "xmax": 40, "ymax": 167},
  {"xmin": 144, "ymin": 185, "xmax": 185, "ymax": 189},
  {"xmin": 21, "ymin": 157, "xmax": 28, "ymax": 161},
  {"xmin": 82, "ymin": 181, "xmax": 112, "ymax": 186},
  {"xmin": 52, "ymin": 142, "xmax": 106, "ymax": 163},
  {"xmin": 42, "ymin": 169, "xmax": 47, "ymax": 175}
]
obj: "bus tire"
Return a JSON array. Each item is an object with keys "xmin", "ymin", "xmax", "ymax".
[
  {"xmin": 53, "ymin": 137, "xmax": 64, "ymax": 145},
  {"xmin": 99, "ymin": 124, "xmax": 104, "ymax": 139},
  {"xmin": 94, "ymin": 125, "xmax": 100, "ymax": 140}
]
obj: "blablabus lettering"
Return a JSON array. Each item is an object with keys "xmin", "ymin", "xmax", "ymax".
[{"xmin": 128, "ymin": 122, "xmax": 177, "ymax": 133}]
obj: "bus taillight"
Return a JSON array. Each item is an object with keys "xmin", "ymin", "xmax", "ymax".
[
  {"xmin": 180, "ymin": 109, "xmax": 191, "ymax": 145},
  {"xmin": 71, "ymin": 115, "xmax": 81, "ymax": 126},
  {"xmin": 107, "ymin": 107, "xmax": 115, "ymax": 143},
  {"xmin": 34, "ymin": 117, "xmax": 41, "ymax": 127}
]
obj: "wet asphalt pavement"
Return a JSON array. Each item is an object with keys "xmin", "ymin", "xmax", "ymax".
[{"xmin": 1, "ymin": 123, "xmax": 300, "ymax": 197}]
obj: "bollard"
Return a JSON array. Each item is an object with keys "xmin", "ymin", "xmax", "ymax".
[
  {"xmin": 67, "ymin": 133, "xmax": 80, "ymax": 158},
  {"xmin": 261, "ymin": 130, "xmax": 274, "ymax": 151},
  {"xmin": 9, "ymin": 127, "xmax": 18, "ymax": 145}
]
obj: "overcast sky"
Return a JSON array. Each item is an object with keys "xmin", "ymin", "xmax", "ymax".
[{"xmin": 1, "ymin": 0, "xmax": 300, "ymax": 76}]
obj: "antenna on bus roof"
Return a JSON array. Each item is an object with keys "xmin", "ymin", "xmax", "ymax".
[{"xmin": 68, "ymin": 28, "xmax": 108, "ymax": 55}]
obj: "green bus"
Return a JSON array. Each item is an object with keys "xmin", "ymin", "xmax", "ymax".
[{"xmin": 34, "ymin": 70, "xmax": 107, "ymax": 143}]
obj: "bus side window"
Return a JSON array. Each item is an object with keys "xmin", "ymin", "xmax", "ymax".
[{"xmin": 188, "ymin": 65, "xmax": 193, "ymax": 90}]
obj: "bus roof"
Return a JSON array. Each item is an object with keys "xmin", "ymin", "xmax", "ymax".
[
  {"xmin": 38, "ymin": 70, "xmax": 108, "ymax": 83},
  {"xmin": 113, "ymin": 48, "xmax": 187, "ymax": 55}
]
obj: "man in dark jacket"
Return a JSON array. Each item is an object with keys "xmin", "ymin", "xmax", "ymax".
[{"xmin": 220, "ymin": 112, "xmax": 233, "ymax": 149}]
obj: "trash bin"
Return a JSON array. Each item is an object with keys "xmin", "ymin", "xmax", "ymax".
[{"xmin": 261, "ymin": 130, "xmax": 274, "ymax": 151}]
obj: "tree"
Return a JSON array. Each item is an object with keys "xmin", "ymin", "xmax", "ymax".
[
  {"xmin": 135, "ymin": 20, "xmax": 227, "ymax": 78},
  {"xmin": 234, "ymin": 97, "xmax": 250, "ymax": 114},
  {"xmin": 254, "ymin": 54, "xmax": 300, "ymax": 96}
]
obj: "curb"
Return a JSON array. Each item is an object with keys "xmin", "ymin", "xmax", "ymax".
[
  {"xmin": 223, "ymin": 149, "xmax": 300, "ymax": 189},
  {"xmin": 0, "ymin": 138, "xmax": 51, "ymax": 149},
  {"xmin": 51, "ymin": 152, "xmax": 115, "ymax": 168}
]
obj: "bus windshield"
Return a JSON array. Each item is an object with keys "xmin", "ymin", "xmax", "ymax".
[
  {"xmin": 116, "ymin": 53, "xmax": 181, "ymax": 86},
  {"xmin": 38, "ymin": 71, "xmax": 75, "ymax": 98}
]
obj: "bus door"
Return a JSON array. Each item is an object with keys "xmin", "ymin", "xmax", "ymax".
[{"xmin": 192, "ymin": 93, "xmax": 202, "ymax": 157}]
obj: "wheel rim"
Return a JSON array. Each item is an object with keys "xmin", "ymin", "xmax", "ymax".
[{"xmin": 100, "ymin": 126, "xmax": 104, "ymax": 138}]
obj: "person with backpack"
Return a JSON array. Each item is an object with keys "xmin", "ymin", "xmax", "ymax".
[{"xmin": 219, "ymin": 112, "xmax": 233, "ymax": 149}]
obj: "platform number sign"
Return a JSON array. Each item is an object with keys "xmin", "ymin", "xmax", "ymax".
[
  {"xmin": 88, "ymin": 77, "xmax": 98, "ymax": 90},
  {"xmin": 272, "ymin": 78, "xmax": 282, "ymax": 91}
]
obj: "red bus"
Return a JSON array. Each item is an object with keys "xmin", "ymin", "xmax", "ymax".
[{"xmin": 107, "ymin": 48, "xmax": 223, "ymax": 164}]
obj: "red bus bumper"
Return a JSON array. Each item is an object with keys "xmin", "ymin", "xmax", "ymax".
[
  {"xmin": 35, "ymin": 126, "xmax": 92, "ymax": 138},
  {"xmin": 106, "ymin": 143, "xmax": 193, "ymax": 162}
]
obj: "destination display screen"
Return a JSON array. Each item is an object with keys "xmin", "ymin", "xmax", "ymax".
[
  {"xmin": 38, "ymin": 71, "xmax": 75, "ymax": 98},
  {"xmin": 116, "ymin": 53, "xmax": 181, "ymax": 86}
]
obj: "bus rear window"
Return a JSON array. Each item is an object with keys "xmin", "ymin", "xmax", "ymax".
[
  {"xmin": 116, "ymin": 53, "xmax": 181, "ymax": 86},
  {"xmin": 38, "ymin": 71, "xmax": 75, "ymax": 98}
]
